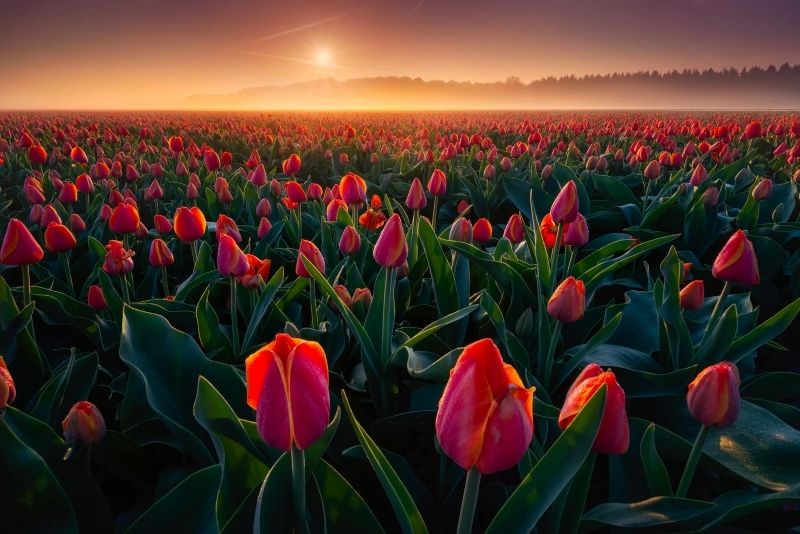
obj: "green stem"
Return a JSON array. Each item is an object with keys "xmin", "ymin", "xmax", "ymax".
[
  {"xmin": 290, "ymin": 445, "xmax": 308, "ymax": 534},
  {"xmin": 564, "ymin": 246, "xmax": 577, "ymax": 278},
  {"xmin": 21, "ymin": 263, "xmax": 32, "ymax": 308},
  {"xmin": 297, "ymin": 203, "xmax": 303, "ymax": 239},
  {"xmin": 60, "ymin": 253, "xmax": 75, "ymax": 297},
  {"xmin": 410, "ymin": 209, "xmax": 420, "ymax": 265},
  {"xmin": 543, "ymin": 319, "xmax": 563, "ymax": 388},
  {"xmin": 190, "ymin": 240, "xmax": 198, "ymax": 264},
  {"xmin": 310, "ymin": 278, "xmax": 319, "ymax": 329},
  {"xmin": 643, "ymin": 178, "xmax": 653, "ymax": 213},
  {"xmin": 230, "ymin": 276, "xmax": 239, "ymax": 357},
  {"xmin": 456, "ymin": 468, "xmax": 481, "ymax": 534},
  {"xmin": 380, "ymin": 267, "xmax": 397, "ymax": 414},
  {"xmin": 549, "ymin": 223, "xmax": 563, "ymax": 293},
  {"xmin": 432, "ymin": 195, "xmax": 439, "ymax": 232},
  {"xmin": 676, "ymin": 425, "xmax": 710, "ymax": 498},
  {"xmin": 161, "ymin": 266, "xmax": 169, "ymax": 297},
  {"xmin": 699, "ymin": 281, "xmax": 731, "ymax": 347},
  {"xmin": 120, "ymin": 273, "xmax": 130, "ymax": 305}
]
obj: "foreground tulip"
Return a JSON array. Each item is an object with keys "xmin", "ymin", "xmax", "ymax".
[
  {"xmin": 62, "ymin": 401, "xmax": 106, "ymax": 448},
  {"xmin": 237, "ymin": 254, "xmax": 271, "ymax": 289},
  {"xmin": 677, "ymin": 361, "xmax": 741, "ymax": 497},
  {"xmin": 149, "ymin": 238, "xmax": 174, "ymax": 267},
  {"xmin": 1, "ymin": 219, "xmax": 43, "ymax": 307},
  {"xmin": 295, "ymin": 239, "xmax": 325, "ymax": 278},
  {"xmin": 436, "ymin": 338, "xmax": 534, "ymax": 533},
  {"xmin": 559, "ymin": 364, "xmax": 629, "ymax": 455},
  {"xmin": 217, "ymin": 234, "xmax": 248, "ymax": 277},
  {"xmin": 550, "ymin": 181, "xmax": 579, "ymax": 223},
  {"xmin": 373, "ymin": 214, "xmax": 407, "ymax": 268},
  {"xmin": 0, "ymin": 357, "xmax": 16, "ymax": 410},
  {"xmin": 712, "ymin": 230, "xmax": 759, "ymax": 286},
  {"xmin": 246, "ymin": 333, "xmax": 329, "ymax": 532}
]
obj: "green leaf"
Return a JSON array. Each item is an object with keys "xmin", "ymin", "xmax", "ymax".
[
  {"xmin": 555, "ymin": 312, "xmax": 622, "ymax": 389},
  {"xmin": 581, "ymin": 496, "xmax": 713, "ymax": 530},
  {"xmin": 725, "ymin": 297, "xmax": 800, "ymax": 363},
  {"xmin": 391, "ymin": 304, "xmax": 477, "ymax": 360},
  {"xmin": 639, "ymin": 423, "xmax": 673, "ymax": 497},
  {"xmin": 241, "ymin": 267, "xmax": 284, "ymax": 353},
  {"xmin": 26, "ymin": 352, "xmax": 98, "ymax": 428},
  {"xmin": 341, "ymin": 391, "xmax": 428, "ymax": 534},
  {"xmin": 196, "ymin": 287, "xmax": 234, "ymax": 362},
  {"xmin": 124, "ymin": 465, "xmax": 221, "ymax": 534},
  {"xmin": 695, "ymin": 304, "xmax": 737, "ymax": 366},
  {"xmin": 486, "ymin": 386, "xmax": 607, "ymax": 533},
  {"xmin": 313, "ymin": 460, "xmax": 385, "ymax": 534},
  {"xmin": 418, "ymin": 218, "xmax": 459, "ymax": 325},
  {"xmin": 119, "ymin": 305, "xmax": 248, "ymax": 463}
]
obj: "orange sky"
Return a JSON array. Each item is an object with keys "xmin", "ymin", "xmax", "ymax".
[{"xmin": 2, "ymin": 0, "xmax": 799, "ymax": 109}]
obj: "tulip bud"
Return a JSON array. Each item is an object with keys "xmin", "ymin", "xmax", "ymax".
[
  {"xmin": 109, "ymin": 203, "xmax": 140, "ymax": 234},
  {"xmin": 541, "ymin": 164, "xmax": 553, "ymax": 180},
  {"xmin": 68, "ymin": 213, "xmax": 86, "ymax": 233},
  {"xmin": 149, "ymin": 238, "xmax": 174, "ymax": 267},
  {"xmin": 44, "ymin": 223, "xmax": 77, "ymax": 253},
  {"xmin": 340, "ymin": 172, "xmax": 367, "ymax": 206},
  {"xmin": 256, "ymin": 198, "xmax": 272, "ymax": 219},
  {"xmin": 217, "ymin": 234, "xmax": 249, "ymax": 277},
  {"xmin": 702, "ymin": 186, "xmax": 719, "ymax": 207},
  {"xmin": 373, "ymin": 214, "xmax": 407, "ymax": 268},
  {"xmin": 87, "ymin": 284, "xmax": 107, "ymax": 311},
  {"xmin": 687, "ymin": 361, "xmax": 740, "ymax": 427},
  {"xmin": 562, "ymin": 213, "xmax": 589, "ymax": 247},
  {"xmin": 472, "ymin": 218, "xmax": 493, "ymax": 244},
  {"xmin": 448, "ymin": 218, "xmax": 473, "ymax": 242},
  {"xmin": 307, "ymin": 182, "xmax": 323, "ymax": 200},
  {"xmin": 0, "ymin": 357, "xmax": 16, "ymax": 409},
  {"xmin": 483, "ymin": 164, "xmax": 496, "ymax": 181},
  {"xmin": 643, "ymin": 160, "xmax": 662, "ymax": 180},
  {"xmin": 282, "ymin": 153, "xmax": 302, "ymax": 176},
  {"xmin": 436, "ymin": 338, "xmax": 534, "ymax": 474},
  {"xmin": 296, "ymin": 239, "xmax": 325, "ymax": 278},
  {"xmin": 168, "ymin": 136, "xmax": 184, "ymax": 153},
  {"xmin": 257, "ymin": 217, "xmax": 272, "ymax": 239},
  {"xmin": 428, "ymin": 169, "xmax": 447, "ymax": 196},
  {"xmin": 152, "ymin": 214, "xmax": 172, "ymax": 235},
  {"xmin": 29, "ymin": 204, "xmax": 44, "ymax": 225},
  {"xmin": 245, "ymin": 334, "xmax": 329, "ymax": 451},
  {"xmin": 339, "ymin": 225, "xmax": 361, "ymax": 255},
  {"xmin": 550, "ymin": 181, "xmax": 579, "ymax": 223},
  {"xmin": 58, "ymin": 182, "xmax": 78, "ymax": 205},
  {"xmin": 712, "ymin": 230, "xmax": 759, "ymax": 286},
  {"xmin": 559, "ymin": 364, "xmax": 629, "ymax": 455},
  {"xmin": 352, "ymin": 287, "xmax": 373, "ymax": 312},
  {"xmin": 751, "ymin": 179, "xmax": 773, "ymax": 201},
  {"xmin": 679, "ymin": 280, "xmax": 705, "ymax": 310},
  {"xmin": 405, "ymin": 178, "xmax": 427, "ymax": 210},
  {"xmin": 28, "ymin": 144, "xmax": 47, "ymax": 165},
  {"xmin": 70, "ymin": 146, "xmax": 89, "ymax": 165},
  {"xmin": 62, "ymin": 401, "xmax": 106, "ymax": 447},
  {"xmin": 333, "ymin": 284, "xmax": 353, "ymax": 309},
  {"xmin": 690, "ymin": 164, "xmax": 708, "ymax": 187},
  {"xmin": 145, "ymin": 180, "xmax": 163, "ymax": 201},
  {"xmin": 547, "ymin": 276, "xmax": 585, "ymax": 322},
  {"xmin": 174, "ymin": 206, "xmax": 206, "ymax": 242},
  {"xmin": 500, "ymin": 156, "xmax": 512, "ymax": 172},
  {"xmin": 1, "ymin": 219, "xmax": 44, "ymax": 265},
  {"xmin": 216, "ymin": 214, "xmax": 242, "ymax": 243},
  {"xmin": 204, "ymin": 149, "xmax": 221, "ymax": 171},
  {"xmin": 503, "ymin": 213, "xmax": 524, "ymax": 244}
]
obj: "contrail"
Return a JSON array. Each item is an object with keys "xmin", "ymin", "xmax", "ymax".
[
  {"xmin": 411, "ymin": 0, "xmax": 425, "ymax": 13},
  {"xmin": 252, "ymin": 9, "xmax": 358, "ymax": 43}
]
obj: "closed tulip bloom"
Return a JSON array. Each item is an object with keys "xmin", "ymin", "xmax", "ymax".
[
  {"xmin": 125, "ymin": 164, "xmax": 140, "ymax": 182},
  {"xmin": 217, "ymin": 234, "xmax": 249, "ymax": 277},
  {"xmin": 559, "ymin": 364, "xmax": 629, "ymax": 455},
  {"xmin": 751, "ymin": 179, "xmax": 772, "ymax": 200},
  {"xmin": 102, "ymin": 240, "xmax": 134, "ymax": 275},
  {"xmin": 28, "ymin": 144, "xmax": 48, "ymax": 165},
  {"xmin": 245, "ymin": 333, "xmax": 329, "ymax": 451},
  {"xmin": 547, "ymin": 277, "xmax": 586, "ymax": 323},
  {"xmin": 405, "ymin": 177, "xmax": 427, "ymax": 210},
  {"xmin": 541, "ymin": 164, "xmax": 553, "ymax": 180},
  {"xmin": 712, "ymin": 230, "xmax": 759, "ymax": 286},
  {"xmin": 58, "ymin": 182, "xmax": 79, "ymax": 205},
  {"xmin": 562, "ymin": 213, "xmax": 589, "ymax": 247},
  {"xmin": 326, "ymin": 199, "xmax": 348, "ymax": 222},
  {"xmin": 44, "ymin": 223, "xmax": 77, "ymax": 253},
  {"xmin": 109, "ymin": 203, "xmax": 140, "ymax": 234},
  {"xmin": 473, "ymin": 218, "xmax": 493, "ymax": 244},
  {"xmin": 216, "ymin": 214, "xmax": 241, "ymax": 243},
  {"xmin": 204, "ymin": 149, "xmax": 220, "ymax": 171},
  {"xmin": 62, "ymin": 401, "xmax": 105, "ymax": 447},
  {"xmin": 186, "ymin": 182, "xmax": 200, "ymax": 200},
  {"xmin": 0, "ymin": 356, "xmax": 16, "ymax": 409},
  {"xmin": 40, "ymin": 204, "xmax": 62, "ymax": 228},
  {"xmin": 340, "ymin": 172, "xmax": 367, "ymax": 206},
  {"xmin": 339, "ymin": 225, "xmax": 361, "ymax": 255},
  {"xmin": 174, "ymin": 206, "xmax": 206, "ymax": 242},
  {"xmin": 449, "ymin": 218, "xmax": 473, "ymax": 242},
  {"xmin": 70, "ymin": 146, "xmax": 89, "ymax": 165},
  {"xmin": 352, "ymin": 287, "xmax": 373, "ymax": 310},
  {"xmin": 503, "ymin": 213, "xmax": 524, "ymax": 244},
  {"xmin": 702, "ymin": 186, "xmax": 719, "ymax": 207},
  {"xmin": 250, "ymin": 164, "xmax": 269, "ymax": 187},
  {"xmin": 99, "ymin": 203, "xmax": 112, "ymax": 221},
  {"xmin": 153, "ymin": 214, "xmax": 172, "ymax": 234},
  {"xmin": 68, "ymin": 213, "xmax": 86, "ymax": 233},
  {"xmin": 333, "ymin": 284, "xmax": 353, "ymax": 309},
  {"xmin": 257, "ymin": 217, "xmax": 273, "ymax": 239},
  {"xmin": 1, "ymin": 219, "xmax": 44, "ymax": 265},
  {"xmin": 643, "ymin": 160, "xmax": 662, "ymax": 180},
  {"xmin": 679, "ymin": 280, "xmax": 705, "ymax": 310},
  {"xmin": 551, "ymin": 181, "xmax": 579, "ymax": 223},
  {"xmin": 296, "ymin": 239, "xmax": 326, "ymax": 278},
  {"xmin": 75, "ymin": 173, "xmax": 94, "ymax": 194},
  {"xmin": 217, "ymin": 183, "xmax": 233, "ymax": 204},
  {"xmin": 373, "ymin": 214, "xmax": 407, "ymax": 268},
  {"xmin": 687, "ymin": 361, "xmax": 740, "ymax": 427},
  {"xmin": 238, "ymin": 254, "xmax": 271, "ymax": 289},
  {"xmin": 282, "ymin": 153, "xmax": 302, "ymax": 176},
  {"xmin": 690, "ymin": 164, "xmax": 708, "ymax": 186},
  {"xmin": 25, "ymin": 182, "xmax": 46, "ymax": 204},
  {"xmin": 246, "ymin": 149, "xmax": 261, "ymax": 169},
  {"xmin": 87, "ymin": 284, "xmax": 107, "ymax": 311},
  {"xmin": 307, "ymin": 182, "xmax": 323, "ymax": 200},
  {"xmin": 483, "ymin": 164, "xmax": 496, "ymax": 181},
  {"xmin": 285, "ymin": 181, "xmax": 307, "ymax": 203},
  {"xmin": 168, "ymin": 136, "xmax": 184, "ymax": 153},
  {"xmin": 436, "ymin": 338, "xmax": 534, "ymax": 474},
  {"xmin": 29, "ymin": 204, "xmax": 44, "ymax": 225},
  {"xmin": 149, "ymin": 238, "xmax": 174, "ymax": 267},
  {"xmin": 145, "ymin": 180, "xmax": 163, "ymax": 201},
  {"xmin": 428, "ymin": 169, "xmax": 447, "ymax": 196},
  {"xmin": 256, "ymin": 198, "xmax": 272, "ymax": 218}
]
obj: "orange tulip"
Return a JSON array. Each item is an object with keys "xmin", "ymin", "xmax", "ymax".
[
  {"xmin": 216, "ymin": 214, "xmax": 241, "ymax": 243},
  {"xmin": 679, "ymin": 280, "xmax": 704, "ymax": 311},
  {"xmin": 285, "ymin": 181, "xmax": 308, "ymax": 203},
  {"xmin": 44, "ymin": 223, "xmax": 77, "ymax": 253},
  {"xmin": 340, "ymin": 172, "xmax": 367, "ymax": 206},
  {"xmin": 245, "ymin": 333, "xmax": 329, "ymax": 451},
  {"xmin": 502, "ymin": 213, "xmax": 524, "ymax": 244},
  {"xmin": 109, "ymin": 203, "xmax": 140, "ymax": 234},
  {"xmin": 472, "ymin": 218, "xmax": 493, "ymax": 244},
  {"xmin": 547, "ymin": 276, "xmax": 586, "ymax": 323},
  {"xmin": 358, "ymin": 207, "xmax": 387, "ymax": 231},
  {"xmin": 168, "ymin": 136, "xmax": 184, "ymax": 153},
  {"xmin": 237, "ymin": 254, "xmax": 271, "ymax": 289},
  {"xmin": 686, "ymin": 361, "xmax": 740, "ymax": 428},
  {"xmin": 339, "ymin": 225, "xmax": 361, "ymax": 255},
  {"xmin": 70, "ymin": 146, "xmax": 88, "ymax": 165},
  {"xmin": 1, "ymin": 219, "xmax": 44, "ymax": 265},
  {"xmin": 428, "ymin": 168, "xmax": 447, "ymax": 196},
  {"xmin": 282, "ymin": 153, "xmax": 302, "ymax": 176},
  {"xmin": 436, "ymin": 338, "xmax": 534, "ymax": 474},
  {"xmin": 540, "ymin": 213, "xmax": 557, "ymax": 249},
  {"xmin": 149, "ymin": 238, "xmax": 174, "ymax": 267},
  {"xmin": 174, "ymin": 206, "xmax": 206, "ymax": 242}
]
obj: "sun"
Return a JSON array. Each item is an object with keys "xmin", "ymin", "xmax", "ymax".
[{"xmin": 314, "ymin": 48, "xmax": 332, "ymax": 67}]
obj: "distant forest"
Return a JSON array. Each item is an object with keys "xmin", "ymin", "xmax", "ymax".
[{"xmin": 185, "ymin": 64, "xmax": 800, "ymax": 110}]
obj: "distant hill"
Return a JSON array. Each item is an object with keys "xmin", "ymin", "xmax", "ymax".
[{"xmin": 182, "ymin": 64, "xmax": 800, "ymax": 110}]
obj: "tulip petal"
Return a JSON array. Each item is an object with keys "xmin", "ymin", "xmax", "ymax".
[
  {"xmin": 287, "ymin": 341, "xmax": 330, "ymax": 450},
  {"xmin": 476, "ymin": 385, "xmax": 534, "ymax": 474},
  {"xmin": 256, "ymin": 351, "xmax": 292, "ymax": 451}
]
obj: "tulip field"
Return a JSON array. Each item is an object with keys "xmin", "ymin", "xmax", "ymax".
[{"xmin": 2, "ymin": 111, "xmax": 800, "ymax": 533}]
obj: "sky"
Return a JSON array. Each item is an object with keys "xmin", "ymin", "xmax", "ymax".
[{"xmin": 1, "ymin": 0, "xmax": 799, "ymax": 109}]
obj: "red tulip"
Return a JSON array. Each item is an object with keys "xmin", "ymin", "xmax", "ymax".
[
  {"xmin": 282, "ymin": 153, "xmax": 302, "ymax": 176},
  {"xmin": 149, "ymin": 238, "xmax": 174, "ymax": 267},
  {"xmin": 503, "ymin": 213, "xmax": 524, "ymax": 244},
  {"xmin": 153, "ymin": 214, "xmax": 172, "ymax": 235},
  {"xmin": 326, "ymin": 199, "xmax": 348, "ymax": 222},
  {"xmin": 712, "ymin": 230, "xmax": 759, "ymax": 286},
  {"xmin": 428, "ymin": 169, "xmax": 447, "ymax": 196},
  {"xmin": 751, "ymin": 179, "xmax": 772, "ymax": 200},
  {"xmin": 448, "ymin": 218, "xmax": 473, "ymax": 242},
  {"xmin": 217, "ymin": 234, "xmax": 249, "ymax": 277},
  {"xmin": 547, "ymin": 276, "xmax": 586, "ymax": 322},
  {"xmin": 551, "ymin": 181, "xmax": 579, "ymax": 223},
  {"xmin": 643, "ymin": 160, "xmax": 662, "ymax": 180},
  {"xmin": 245, "ymin": 333, "xmax": 329, "ymax": 451},
  {"xmin": 174, "ymin": 206, "xmax": 206, "ymax": 242},
  {"xmin": 257, "ymin": 217, "xmax": 272, "ymax": 239},
  {"xmin": 690, "ymin": 164, "xmax": 707, "ymax": 187},
  {"xmin": 168, "ymin": 136, "xmax": 184, "ymax": 153},
  {"xmin": 0, "ymin": 357, "xmax": 16, "ymax": 409},
  {"xmin": 333, "ymin": 284, "xmax": 353, "ymax": 309},
  {"xmin": 339, "ymin": 225, "xmax": 361, "ymax": 255},
  {"xmin": 204, "ymin": 149, "xmax": 221, "ymax": 171},
  {"xmin": 295, "ymin": 239, "xmax": 325, "ymax": 278},
  {"xmin": 58, "ymin": 182, "xmax": 78, "ymax": 205},
  {"xmin": 145, "ymin": 180, "xmax": 163, "ymax": 201},
  {"xmin": 352, "ymin": 287, "xmax": 373, "ymax": 310},
  {"xmin": 87, "ymin": 284, "xmax": 107, "ymax": 311},
  {"xmin": 62, "ymin": 401, "xmax": 106, "ymax": 447},
  {"xmin": 436, "ymin": 338, "xmax": 534, "ymax": 474},
  {"xmin": 358, "ymin": 206, "xmax": 387, "ymax": 231},
  {"xmin": 68, "ymin": 213, "xmax": 86, "ymax": 233},
  {"xmin": 559, "ymin": 364, "xmax": 629, "ymax": 455},
  {"xmin": 109, "ymin": 203, "xmax": 140, "ymax": 234},
  {"xmin": 216, "ymin": 214, "xmax": 241, "ymax": 243},
  {"xmin": 1, "ymin": 219, "xmax": 44, "ymax": 265},
  {"xmin": 473, "ymin": 218, "xmax": 493, "ymax": 244},
  {"xmin": 256, "ymin": 198, "xmax": 272, "ymax": 218},
  {"xmin": 70, "ymin": 146, "xmax": 88, "ymax": 165},
  {"xmin": 340, "ymin": 172, "xmax": 367, "ymax": 206},
  {"xmin": 102, "ymin": 240, "xmax": 134, "ymax": 275},
  {"xmin": 562, "ymin": 213, "xmax": 589, "ymax": 247},
  {"xmin": 373, "ymin": 214, "xmax": 407, "ymax": 268},
  {"xmin": 251, "ymin": 164, "xmax": 268, "ymax": 187},
  {"xmin": 405, "ymin": 177, "xmax": 427, "ymax": 210},
  {"xmin": 44, "ymin": 223, "xmax": 77, "ymax": 253},
  {"xmin": 679, "ymin": 280, "xmax": 705, "ymax": 310},
  {"xmin": 285, "ymin": 181, "xmax": 307, "ymax": 203},
  {"xmin": 686, "ymin": 361, "xmax": 740, "ymax": 427},
  {"xmin": 237, "ymin": 254, "xmax": 271, "ymax": 289}
]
